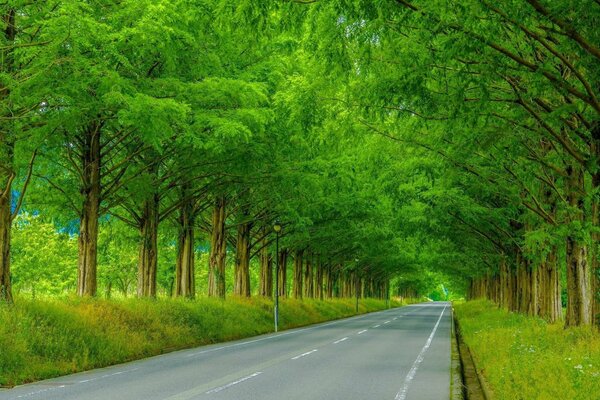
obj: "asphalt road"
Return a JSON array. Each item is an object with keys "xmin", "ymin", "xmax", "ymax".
[{"xmin": 0, "ymin": 302, "xmax": 451, "ymax": 400}]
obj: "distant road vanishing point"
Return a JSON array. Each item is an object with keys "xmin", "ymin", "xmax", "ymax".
[{"xmin": 0, "ymin": 302, "xmax": 451, "ymax": 400}]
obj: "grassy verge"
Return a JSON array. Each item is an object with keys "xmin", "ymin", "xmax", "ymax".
[
  {"xmin": 454, "ymin": 300, "xmax": 600, "ymax": 400},
  {"xmin": 0, "ymin": 296, "xmax": 407, "ymax": 387}
]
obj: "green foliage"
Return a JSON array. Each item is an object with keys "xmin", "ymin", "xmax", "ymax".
[
  {"xmin": 0, "ymin": 296, "xmax": 402, "ymax": 387},
  {"xmin": 1, "ymin": 0, "xmax": 597, "ymax": 352},
  {"xmin": 11, "ymin": 215, "xmax": 77, "ymax": 296},
  {"xmin": 455, "ymin": 301, "xmax": 600, "ymax": 400}
]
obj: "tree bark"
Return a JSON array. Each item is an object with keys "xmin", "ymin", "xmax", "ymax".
[
  {"xmin": 277, "ymin": 249, "xmax": 288, "ymax": 298},
  {"xmin": 345, "ymin": 272, "xmax": 355, "ymax": 298},
  {"xmin": 208, "ymin": 196, "xmax": 227, "ymax": 298},
  {"xmin": 593, "ymin": 181, "xmax": 599, "ymax": 326},
  {"xmin": 293, "ymin": 249, "xmax": 303, "ymax": 299},
  {"xmin": 233, "ymin": 220, "xmax": 251, "ymax": 297},
  {"xmin": 0, "ymin": 188, "xmax": 11, "ymax": 302},
  {"xmin": 324, "ymin": 264, "xmax": 332, "ymax": 298},
  {"xmin": 0, "ymin": 9, "xmax": 16, "ymax": 302},
  {"xmin": 137, "ymin": 193, "xmax": 159, "ymax": 297},
  {"xmin": 259, "ymin": 237, "xmax": 272, "ymax": 297},
  {"xmin": 566, "ymin": 236, "xmax": 591, "ymax": 326},
  {"xmin": 175, "ymin": 197, "xmax": 195, "ymax": 298},
  {"xmin": 536, "ymin": 157, "xmax": 561, "ymax": 322},
  {"xmin": 316, "ymin": 258, "xmax": 324, "ymax": 300},
  {"xmin": 304, "ymin": 252, "xmax": 314, "ymax": 298},
  {"xmin": 77, "ymin": 124, "xmax": 101, "ymax": 297},
  {"xmin": 516, "ymin": 252, "xmax": 534, "ymax": 315},
  {"xmin": 543, "ymin": 248, "xmax": 562, "ymax": 323},
  {"xmin": 565, "ymin": 165, "xmax": 592, "ymax": 326},
  {"xmin": 591, "ymin": 122, "xmax": 600, "ymax": 326},
  {"xmin": 500, "ymin": 261, "xmax": 507, "ymax": 309}
]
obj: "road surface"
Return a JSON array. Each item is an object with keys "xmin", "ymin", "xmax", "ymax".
[{"xmin": 0, "ymin": 302, "xmax": 451, "ymax": 400}]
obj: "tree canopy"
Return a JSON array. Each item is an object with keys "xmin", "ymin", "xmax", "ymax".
[{"xmin": 1, "ymin": 0, "xmax": 598, "ymax": 327}]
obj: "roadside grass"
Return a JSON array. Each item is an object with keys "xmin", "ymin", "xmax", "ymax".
[
  {"xmin": 0, "ymin": 296, "xmax": 407, "ymax": 387},
  {"xmin": 454, "ymin": 300, "xmax": 600, "ymax": 400}
]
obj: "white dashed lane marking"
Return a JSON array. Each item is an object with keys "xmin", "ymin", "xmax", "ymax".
[
  {"xmin": 291, "ymin": 350, "xmax": 318, "ymax": 360},
  {"xmin": 205, "ymin": 372, "xmax": 263, "ymax": 394}
]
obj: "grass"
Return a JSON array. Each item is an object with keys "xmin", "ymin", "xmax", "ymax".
[
  {"xmin": 454, "ymin": 300, "xmax": 600, "ymax": 400},
  {"xmin": 0, "ymin": 296, "xmax": 407, "ymax": 387}
]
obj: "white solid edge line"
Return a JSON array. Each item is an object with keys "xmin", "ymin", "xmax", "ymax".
[
  {"xmin": 205, "ymin": 372, "xmax": 263, "ymax": 394},
  {"xmin": 394, "ymin": 305, "xmax": 447, "ymax": 400}
]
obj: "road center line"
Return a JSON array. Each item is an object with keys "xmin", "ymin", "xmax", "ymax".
[
  {"xmin": 185, "ymin": 305, "xmax": 426, "ymax": 358},
  {"xmin": 394, "ymin": 305, "xmax": 447, "ymax": 400},
  {"xmin": 333, "ymin": 337, "xmax": 348, "ymax": 344},
  {"xmin": 373, "ymin": 324, "xmax": 381, "ymax": 328},
  {"xmin": 291, "ymin": 349, "xmax": 318, "ymax": 360},
  {"xmin": 384, "ymin": 321, "xmax": 391, "ymax": 324},
  {"xmin": 357, "ymin": 329, "xmax": 368, "ymax": 334},
  {"xmin": 205, "ymin": 372, "xmax": 262, "ymax": 394},
  {"xmin": 185, "ymin": 306, "xmax": 413, "ymax": 358}
]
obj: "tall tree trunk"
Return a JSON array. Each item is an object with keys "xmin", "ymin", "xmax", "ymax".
[
  {"xmin": 593, "ymin": 181, "xmax": 599, "ymax": 326},
  {"xmin": 277, "ymin": 249, "xmax": 288, "ymax": 298},
  {"xmin": 77, "ymin": 124, "xmax": 101, "ymax": 297},
  {"xmin": 316, "ymin": 259, "xmax": 324, "ymax": 300},
  {"xmin": 0, "ymin": 187, "xmax": 11, "ymax": 302},
  {"xmin": 565, "ymin": 165, "xmax": 592, "ymax": 326},
  {"xmin": 591, "ymin": 122, "xmax": 600, "ymax": 326},
  {"xmin": 293, "ymin": 249, "xmax": 303, "ymax": 299},
  {"xmin": 0, "ymin": 9, "xmax": 16, "ymax": 303},
  {"xmin": 509, "ymin": 259, "xmax": 518, "ymax": 312},
  {"xmin": 499, "ymin": 257, "xmax": 509, "ymax": 309},
  {"xmin": 515, "ymin": 253, "xmax": 531, "ymax": 314},
  {"xmin": 208, "ymin": 196, "xmax": 227, "ymax": 298},
  {"xmin": 259, "ymin": 238, "xmax": 272, "ymax": 298},
  {"xmin": 345, "ymin": 272, "xmax": 354, "ymax": 298},
  {"xmin": 234, "ymin": 221, "xmax": 251, "ymax": 297},
  {"xmin": 544, "ymin": 248, "xmax": 562, "ymax": 323},
  {"xmin": 537, "ymin": 161, "xmax": 561, "ymax": 322},
  {"xmin": 137, "ymin": 192, "xmax": 159, "ymax": 297},
  {"xmin": 529, "ymin": 264, "xmax": 539, "ymax": 317},
  {"xmin": 566, "ymin": 237, "xmax": 591, "ymax": 326},
  {"xmin": 175, "ymin": 197, "xmax": 195, "ymax": 298},
  {"xmin": 304, "ymin": 253, "xmax": 313, "ymax": 298},
  {"xmin": 324, "ymin": 264, "xmax": 331, "ymax": 298}
]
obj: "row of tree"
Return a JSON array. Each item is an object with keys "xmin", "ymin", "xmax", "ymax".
[
  {"xmin": 302, "ymin": 0, "xmax": 599, "ymax": 327},
  {"xmin": 1, "ymin": 1, "xmax": 598, "ymax": 328},
  {"xmin": 1, "ymin": 0, "xmax": 429, "ymax": 305}
]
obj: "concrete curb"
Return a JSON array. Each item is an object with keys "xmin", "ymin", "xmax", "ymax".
[
  {"xmin": 453, "ymin": 314, "xmax": 493, "ymax": 400},
  {"xmin": 450, "ymin": 307, "xmax": 465, "ymax": 400}
]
